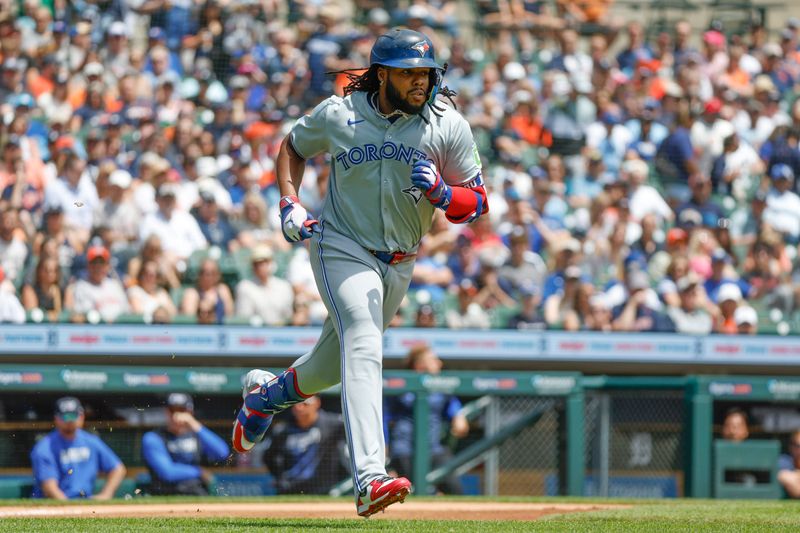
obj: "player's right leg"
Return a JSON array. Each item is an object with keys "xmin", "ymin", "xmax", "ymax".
[{"xmin": 232, "ymin": 321, "xmax": 342, "ymax": 453}]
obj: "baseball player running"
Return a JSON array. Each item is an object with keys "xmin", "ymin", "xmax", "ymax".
[{"xmin": 232, "ymin": 28, "xmax": 488, "ymax": 517}]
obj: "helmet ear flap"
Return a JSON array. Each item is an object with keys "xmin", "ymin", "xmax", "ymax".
[{"xmin": 426, "ymin": 64, "xmax": 447, "ymax": 104}]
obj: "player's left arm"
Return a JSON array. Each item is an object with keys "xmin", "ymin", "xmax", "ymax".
[{"xmin": 410, "ymin": 117, "xmax": 488, "ymax": 224}]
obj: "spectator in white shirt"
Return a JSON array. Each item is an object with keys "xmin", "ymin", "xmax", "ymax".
[
  {"xmin": 235, "ymin": 245, "xmax": 294, "ymax": 326},
  {"xmin": 0, "ymin": 207, "xmax": 27, "ymax": 286},
  {"xmin": 43, "ymin": 152, "xmax": 98, "ymax": 246},
  {"xmin": 624, "ymin": 158, "xmax": 674, "ymax": 224},
  {"xmin": 65, "ymin": 244, "xmax": 130, "ymax": 323},
  {"xmin": 763, "ymin": 164, "xmax": 800, "ymax": 244},
  {"xmin": 139, "ymin": 183, "xmax": 207, "ymax": 263},
  {"xmin": 0, "ymin": 266, "xmax": 25, "ymax": 324}
]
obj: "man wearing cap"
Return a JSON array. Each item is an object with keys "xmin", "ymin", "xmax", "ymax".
[
  {"xmin": 611, "ymin": 270, "xmax": 670, "ymax": 332},
  {"xmin": 139, "ymin": 183, "xmax": 207, "ymax": 261},
  {"xmin": 142, "ymin": 393, "xmax": 229, "ymax": 496},
  {"xmin": 764, "ymin": 163, "xmax": 800, "ymax": 244},
  {"xmin": 95, "ymin": 169, "xmax": 140, "ymax": 245},
  {"xmin": 193, "ymin": 189, "xmax": 239, "ymax": 251},
  {"xmin": 43, "ymin": 152, "xmax": 98, "ymax": 244},
  {"xmin": 666, "ymin": 274, "xmax": 713, "ymax": 335},
  {"xmin": 714, "ymin": 283, "xmax": 743, "ymax": 334},
  {"xmin": 675, "ymin": 174, "xmax": 724, "ymax": 229},
  {"xmin": 498, "ymin": 225, "xmax": 546, "ymax": 299},
  {"xmin": 733, "ymin": 305, "xmax": 758, "ymax": 335},
  {"xmin": 704, "ymin": 248, "xmax": 751, "ymax": 303},
  {"xmin": 235, "ymin": 245, "xmax": 294, "ymax": 326},
  {"xmin": 65, "ymin": 244, "xmax": 130, "ymax": 323},
  {"xmin": 262, "ymin": 394, "xmax": 348, "ymax": 495},
  {"xmin": 30, "ymin": 397, "xmax": 126, "ymax": 499}
]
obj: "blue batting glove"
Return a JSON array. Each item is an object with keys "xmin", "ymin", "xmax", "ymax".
[
  {"xmin": 410, "ymin": 159, "xmax": 451, "ymax": 209},
  {"xmin": 280, "ymin": 195, "xmax": 319, "ymax": 242}
]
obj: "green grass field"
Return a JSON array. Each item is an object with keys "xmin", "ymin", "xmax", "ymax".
[{"xmin": 0, "ymin": 497, "xmax": 798, "ymax": 532}]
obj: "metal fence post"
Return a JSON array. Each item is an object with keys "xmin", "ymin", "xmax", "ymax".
[
  {"xmin": 686, "ymin": 377, "xmax": 712, "ymax": 497},
  {"xmin": 566, "ymin": 389, "xmax": 585, "ymax": 496},
  {"xmin": 485, "ymin": 397, "xmax": 500, "ymax": 496},
  {"xmin": 598, "ymin": 393, "xmax": 611, "ymax": 497},
  {"xmin": 413, "ymin": 389, "xmax": 430, "ymax": 495}
]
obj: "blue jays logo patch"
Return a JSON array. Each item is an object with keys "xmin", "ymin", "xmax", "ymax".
[
  {"xmin": 411, "ymin": 41, "xmax": 430, "ymax": 57},
  {"xmin": 403, "ymin": 185, "xmax": 423, "ymax": 204}
]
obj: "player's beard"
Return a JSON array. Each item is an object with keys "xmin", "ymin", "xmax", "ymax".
[{"xmin": 386, "ymin": 79, "xmax": 426, "ymax": 115}]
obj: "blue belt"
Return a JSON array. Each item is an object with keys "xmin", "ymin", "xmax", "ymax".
[{"xmin": 368, "ymin": 249, "xmax": 417, "ymax": 265}]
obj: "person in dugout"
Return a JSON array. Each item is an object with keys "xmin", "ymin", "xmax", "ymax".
[
  {"xmin": 141, "ymin": 393, "xmax": 230, "ymax": 495},
  {"xmin": 30, "ymin": 396, "xmax": 127, "ymax": 499}
]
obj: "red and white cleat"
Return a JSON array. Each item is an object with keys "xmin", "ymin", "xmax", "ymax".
[{"xmin": 356, "ymin": 476, "xmax": 412, "ymax": 518}]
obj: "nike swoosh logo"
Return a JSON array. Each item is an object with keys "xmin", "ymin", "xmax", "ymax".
[{"xmin": 347, "ymin": 118, "xmax": 365, "ymax": 126}]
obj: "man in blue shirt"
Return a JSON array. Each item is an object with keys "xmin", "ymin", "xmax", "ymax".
[
  {"xmin": 262, "ymin": 395, "xmax": 348, "ymax": 495},
  {"xmin": 30, "ymin": 397, "xmax": 126, "ymax": 499},
  {"xmin": 142, "ymin": 393, "xmax": 230, "ymax": 495},
  {"xmin": 385, "ymin": 344, "xmax": 469, "ymax": 495}
]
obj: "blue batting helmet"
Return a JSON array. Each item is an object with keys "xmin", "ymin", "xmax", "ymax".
[{"xmin": 370, "ymin": 29, "xmax": 442, "ymax": 71}]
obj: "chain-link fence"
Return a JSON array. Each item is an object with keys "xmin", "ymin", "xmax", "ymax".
[
  {"xmin": 417, "ymin": 395, "xmax": 568, "ymax": 496},
  {"xmin": 584, "ymin": 390, "xmax": 685, "ymax": 498}
]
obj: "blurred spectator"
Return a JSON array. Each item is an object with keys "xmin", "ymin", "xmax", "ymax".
[
  {"xmin": 262, "ymin": 395, "xmax": 348, "ymax": 495},
  {"xmin": 127, "ymin": 259, "xmax": 177, "ymax": 321},
  {"xmin": 64, "ymin": 244, "xmax": 130, "ymax": 323},
  {"xmin": 498, "ymin": 226, "xmax": 547, "ymax": 298},
  {"xmin": 445, "ymin": 279, "xmax": 491, "ymax": 329},
  {"xmin": 778, "ymin": 429, "xmax": 800, "ymax": 499},
  {"xmin": 43, "ymin": 151, "xmax": 98, "ymax": 246},
  {"xmin": 410, "ymin": 241, "xmax": 454, "ymax": 304},
  {"xmin": 763, "ymin": 163, "xmax": 800, "ymax": 244},
  {"xmin": 714, "ymin": 283, "xmax": 742, "ymax": 334},
  {"xmin": 0, "ymin": 207, "xmax": 27, "ymax": 285},
  {"xmin": 30, "ymin": 397, "xmax": 126, "ymax": 500},
  {"xmin": 734, "ymin": 304, "xmax": 758, "ymax": 335},
  {"xmin": 95, "ymin": 169, "xmax": 140, "ymax": 246},
  {"xmin": 235, "ymin": 245, "xmax": 293, "ymax": 326},
  {"xmin": 611, "ymin": 270, "xmax": 669, "ymax": 332},
  {"xmin": 0, "ymin": 265, "xmax": 24, "ymax": 324},
  {"xmin": 666, "ymin": 274, "xmax": 712, "ymax": 335},
  {"xmin": 21, "ymin": 257, "xmax": 63, "ymax": 322},
  {"xmin": 385, "ymin": 344, "xmax": 467, "ymax": 495},
  {"xmin": 507, "ymin": 284, "xmax": 546, "ymax": 330},
  {"xmin": 703, "ymin": 249, "xmax": 744, "ymax": 301},
  {"xmin": 181, "ymin": 258, "xmax": 233, "ymax": 324},
  {"xmin": 415, "ymin": 303, "xmax": 438, "ymax": 328},
  {"xmin": 544, "ymin": 265, "xmax": 589, "ymax": 331},
  {"xmin": 193, "ymin": 189, "xmax": 240, "ymax": 252},
  {"xmin": 127, "ymin": 235, "xmax": 181, "ymax": 291},
  {"xmin": 142, "ymin": 393, "xmax": 229, "ymax": 496},
  {"xmin": 676, "ymin": 174, "xmax": 723, "ymax": 230},
  {"xmin": 139, "ymin": 183, "xmax": 207, "ymax": 263},
  {"xmin": 722, "ymin": 407, "xmax": 750, "ymax": 442}
]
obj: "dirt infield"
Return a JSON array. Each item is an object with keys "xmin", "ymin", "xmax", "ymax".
[{"xmin": 0, "ymin": 501, "xmax": 630, "ymax": 521}]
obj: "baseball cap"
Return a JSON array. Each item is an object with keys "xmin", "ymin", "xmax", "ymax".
[
  {"xmin": 734, "ymin": 305, "xmax": 757, "ymax": 326},
  {"xmin": 167, "ymin": 392, "xmax": 194, "ymax": 412},
  {"xmin": 703, "ymin": 30, "xmax": 726, "ymax": 47},
  {"xmin": 704, "ymin": 98, "xmax": 723, "ymax": 115},
  {"xmin": 108, "ymin": 169, "xmax": 132, "ymax": 189},
  {"xmin": 771, "ymin": 163, "xmax": 794, "ymax": 181},
  {"xmin": 628, "ymin": 270, "xmax": 650, "ymax": 291},
  {"xmin": 711, "ymin": 248, "xmax": 731, "ymax": 263},
  {"xmin": 55, "ymin": 396, "xmax": 84, "ymax": 421},
  {"xmin": 503, "ymin": 62, "xmax": 526, "ymax": 82},
  {"xmin": 676, "ymin": 274, "xmax": 699, "ymax": 293},
  {"xmin": 199, "ymin": 189, "xmax": 216, "ymax": 204},
  {"xmin": 157, "ymin": 183, "xmax": 178, "ymax": 198},
  {"xmin": 148, "ymin": 27, "xmax": 165, "ymax": 41},
  {"xmin": 84, "ymin": 62, "xmax": 103, "ymax": 77},
  {"xmin": 666, "ymin": 227, "xmax": 688, "ymax": 246},
  {"xmin": 251, "ymin": 244, "xmax": 274, "ymax": 263},
  {"xmin": 368, "ymin": 8, "xmax": 390, "ymax": 25},
  {"xmin": 565, "ymin": 265, "xmax": 582, "ymax": 280},
  {"xmin": 717, "ymin": 283, "xmax": 743, "ymax": 303},
  {"xmin": 108, "ymin": 21, "xmax": 127, "ymax": 37},
  {"xmin": 87, "ymin": 245, "xmax": 110, "ymax": 262}
]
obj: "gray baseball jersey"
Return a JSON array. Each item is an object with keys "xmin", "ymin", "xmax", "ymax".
[{"xmin": 290, "ymin": 91, "xmax": 482, "ymax": 253}]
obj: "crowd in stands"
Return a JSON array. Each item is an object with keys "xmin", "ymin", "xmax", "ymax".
[{"xmin": 1, "ymin": 0, "xmax": 800, "ymax": 335}]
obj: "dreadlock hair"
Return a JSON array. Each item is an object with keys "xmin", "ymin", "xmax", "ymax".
[{"xmin": 328, "ymin": 63, "xmax": 458, "ymax": 117}]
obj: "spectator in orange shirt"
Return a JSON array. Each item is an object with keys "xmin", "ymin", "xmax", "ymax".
[{"xmin": 508, "ymin": 92, "xmax": 552, "ymax": 147}]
